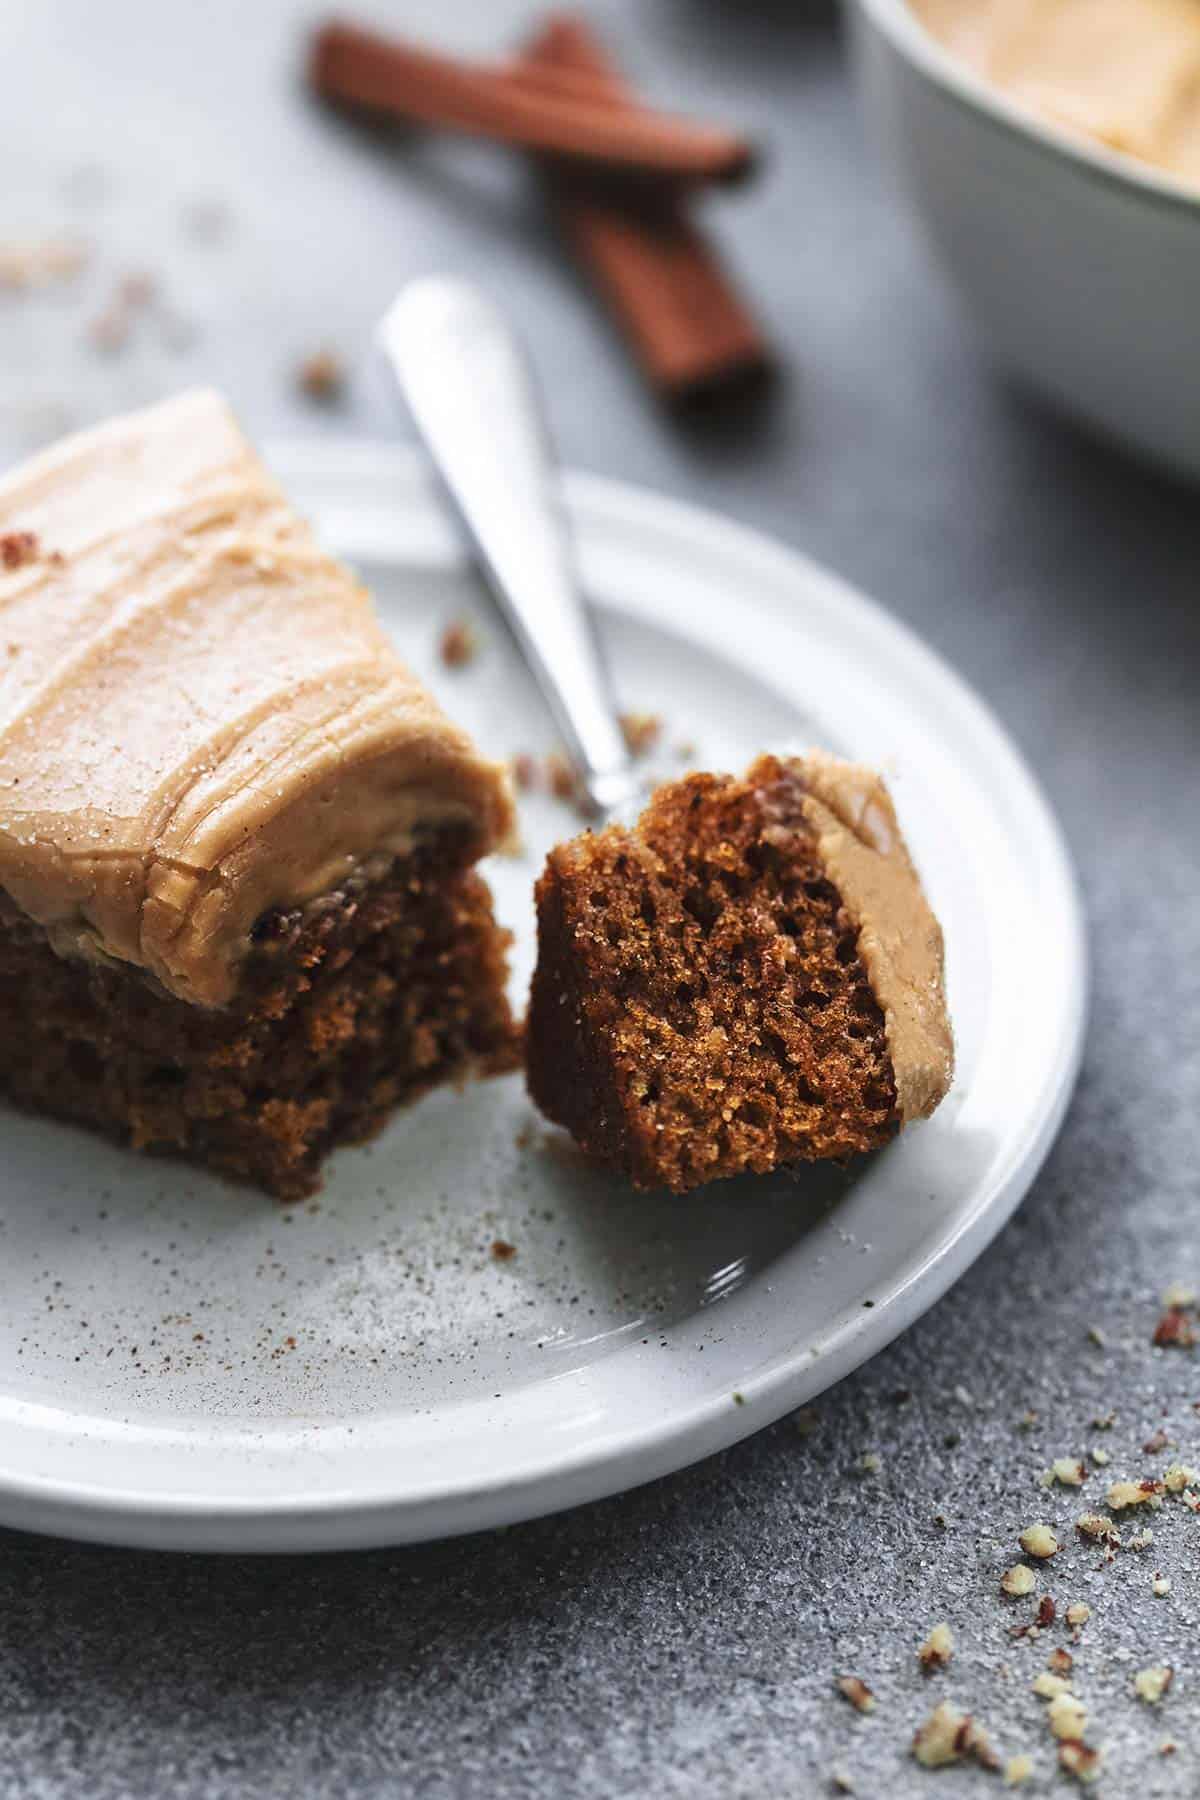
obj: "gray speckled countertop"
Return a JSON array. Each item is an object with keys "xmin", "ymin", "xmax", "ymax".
[{"xmin": 1, "ymin": 2, "xmax": 1198, "ymax": 1795}]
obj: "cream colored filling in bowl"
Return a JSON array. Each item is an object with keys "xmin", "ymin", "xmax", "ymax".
[{"xmin": 910, "ymin": 0, "xmax": 1200, "ymax": 190}]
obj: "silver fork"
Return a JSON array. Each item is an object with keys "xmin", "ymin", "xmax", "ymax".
[{"xmin": 377, "ymin": 276, "xmax": 638, "ymax": 821}]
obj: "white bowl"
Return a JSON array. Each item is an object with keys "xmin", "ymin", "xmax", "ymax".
[{"xmin": 849, "ymin": 0, "xmax": 1200, "ymax": 480}]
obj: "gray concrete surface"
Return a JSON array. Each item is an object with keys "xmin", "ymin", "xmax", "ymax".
[{"xmin": 0, "ymin": 1, "xmax": 1197, "ymax": 1794}]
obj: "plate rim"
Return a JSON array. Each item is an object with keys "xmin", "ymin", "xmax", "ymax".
[{"xmin": 0, "ymin": 444, "xmax": 1088, "ymax": 1552}]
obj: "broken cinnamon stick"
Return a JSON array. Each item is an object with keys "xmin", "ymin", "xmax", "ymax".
[
  {"xmin": 310, "ymin": 19, "xmax": 757, "ymax": 189},
  {"xmin": 524, "ymin": 16, "xmax": 771, "ymax": 402}
]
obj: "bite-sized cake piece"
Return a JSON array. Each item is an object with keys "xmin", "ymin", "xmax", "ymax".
[
  {"xmin": 0, "ymin": 390, "xmax": 516, "ymax": 1198},
  {"xmin": 526, "ymin": 752, "xmax": 953, "ymax": 1193}
]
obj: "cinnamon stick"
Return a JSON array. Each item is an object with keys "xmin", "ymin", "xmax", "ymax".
[
  {"xmin": 524, "ymin": 17, "xmax": 771, "ymax": 402},
  {"xmin": 310, "ymin": 19, "xmax": 756, "ymax": 189}
]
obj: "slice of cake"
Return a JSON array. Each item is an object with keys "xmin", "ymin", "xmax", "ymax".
[
  {"xmin": 0, "ymin": 390, "xmax": 516, "ymax": 1198},
  {"xmin": 526, "ymin": 752, "xmax": 953, "ymax": 1192}
]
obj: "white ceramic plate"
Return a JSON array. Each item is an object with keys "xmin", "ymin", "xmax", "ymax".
[{"xmin": 0, "ymin": 445, "xmax": 1086, "ymax": 1552}]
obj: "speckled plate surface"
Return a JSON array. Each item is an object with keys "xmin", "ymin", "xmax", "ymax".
[{"xmin": 0, "ymin": 445, "xmax": 1086, "ymax": 1552}]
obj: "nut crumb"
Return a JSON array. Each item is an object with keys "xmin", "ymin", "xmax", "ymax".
[
  {"xmin": 296, "ymin": 347, "xmax": 345, "ymax": 402},
  {"xmin": 1000, "ymin": 1564, "xmax": 1036, "ymax": 1597},
  {"xmin": 1058, "ymin": 1739, "xmax": 1103, "ymax": 1784},
  {"xmin": 792, "ymin": 1407, "xmax": 820, "ymax": 1437},
  {"xmin": 1065, "ymin": 1603, "xmax": 1090, "ymax": 1628},
  {"xmin": 1161, "ymin": 1281, "xmax": 1196, "ymax": 1309},
  {"xmin": 857, "ymin": 1451, "xmax": 881, "ymax": 1475},
  {"xmin": 911, "ymin": 1702, "xmax": 998, "ymax": 1771},
  {"xmin": 830, "ymin": 1767, "xmax": 855, "ymax": 1794},
  {"xmin": 1047, "ymin": 1647, "xmax": 1072, "ymax": 1676},
  {"xmin": 0, "ymin": 237, "xmax": 87, "ymax": 289},
  {"xmin": 1044, "ymin": 1457, "xmax": 1087, "ymax": 1488},
  {"xmin": 1090, "ymin": 1446, "xmax": 1110, "ymax": 1466},
  {"xmin": 918, "ymin": 1622, "xmax": 953, "ymax": 1672},
  {"xmin": 1163, "ymin": 1461, "xmax": 1200, "ymax": 1492},
  {"xmin": 1016, "ymin": 1409, "xmax": 1039, "ymax": 1432},
  {"xmin": 1047, "ymin": 1692, "xmax": 1087, "ymax": 1741},
  {"xmin": 1076, "ymin": 1512, "xmax": 1118, "ymax": 1544},
  {"xmin": 1159, "ymin": 1738, "xmax": 1177, "ymax": 1756},
  {"xmin": 1018, "ymin": 1523, "xmax": 1059, "ymax": 1559},
  {"xmin": 1127, "ymin": 1526, "xmax": 1155, "ymax": 1551},
  {"xmin": 835, "ymin": 1675, "xmax": 875, "ymax": 1714},
  {"xmin": 438, "ymin": 618, "xmax": 479, "ymax": 669},
  {"xmin": 1003, "ymin": 1753, "xmax": 1034, "ymax": 1786},
  {"xmin": 1142, "ymin": 1427, "xmax": 1172, "ymax": 1454},
  {"xmin": 1133, "ymin": 1664, "xmax": 1173, "ymax": 1705},
  {"xmin": 1032, "ymin": 1671, "xmax": 1071, "ymax": 1701},
  {"xmin": 1086, "ymin": 1324, "xmax": 1106, "ymax": 1348},
  {"xmin": 1152, "ymin": 1573, "xmax": 1171, "ymax": 1596},
  {"xmin": 1090, "ymin": 1410, "xmax": 1116, "ymax": 1431},
  {"xmin": 1107, "ymin": 1477, "xmax": 1164, "ymax": 1510},
  {"xmin": 489, "ymin": 1239, "xmax": 516, "ymax": 1261},
  {"xmin": 1153, "ymin": 1307, "xmax": 1196, "ymax": 1348}
]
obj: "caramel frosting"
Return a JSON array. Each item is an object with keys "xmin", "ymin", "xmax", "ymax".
[
  {"xmin": 0, "ymin": 390, "xmax": 512, "ymax": 1006},
  {"xmin": 787, "ymin": 751, "xmax": 953, "ymax": 1123},
  {"xmin": 911, "ymin": 0, "xmax": 1200, "ymax": 190}
]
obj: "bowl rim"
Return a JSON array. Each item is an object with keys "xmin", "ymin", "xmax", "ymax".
[{"xmin": 852, "ymin": 0, "xmax": 1200, "ymax": 220}]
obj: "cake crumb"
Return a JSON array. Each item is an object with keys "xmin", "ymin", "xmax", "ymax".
[
  {"xmin": 835, "ymin": 1675, "xmax": 876, "ymax": 1714},
  {"xmin": 618, "ymin": 712, "xmax": 661, "ymax": 757},
  {"xmin": 545, "ymin": 751, "xmax": 578, "ymax": 802},
  {"xmin": 296, "ymin": 347, "xmax": 345, "ymax": 402},
  {"xmin": 1076, "ymin": 1512, "xmax": 1118, "ymax": 1544},
  {"xmin": 1163, "ymin": 1461, "xmax": 1200, "ymax": 1492},
  {"xmin": 1065, "ymin": 1603, "xmax": 1090, "ymax": 1628},
  {"xmin": 1127, "ymin": 1526, "xmax": 1155, "ymax": 1551},
  {"xmin": 117, "ymin": 270, "xmax": 155, "ymax": 308},
  {"xmin": 1003, "ymin": 1753, "xmax": 1033, "ymax": 1786},
  {"xmin": 438, "ymin": 618, "xmax": 479, "ymax": 669},
  {"xmin": 0, "ymin": 531, "xmax": 39, "ymax": 570},
  {"xmin": 1032, "ymin": 1671, "xmax": 1071, "ymax": 1701},
  {"xmin": 510, "ymin": 752, "xmax": 539, "ymax": 792},
  {"xmin": 1018, "ymin": 1523, "xmax": 1059, "ymax": 1559},
  {"xmin": 86, "ymin": 308, "xmax": 129, "ymax": 354},
  {"xmin": 1133, "ymin": 1665, "xmax": 1173, "ymax": 1704},
  {"xmin": 489, "ymin": 1239, "xmax": 516, "ymax": 1261},
  {"xmin": 1000, "ymin": 1564, "xmax": 1036, "ymax": 1597},
  {"xmin": 918, "ymin": 1622, "xmax": 954, "ymax": 1671},
  {"xmin": 1058, "ymin": 1740, "xmax": 1103, "ymax": 1784}
]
